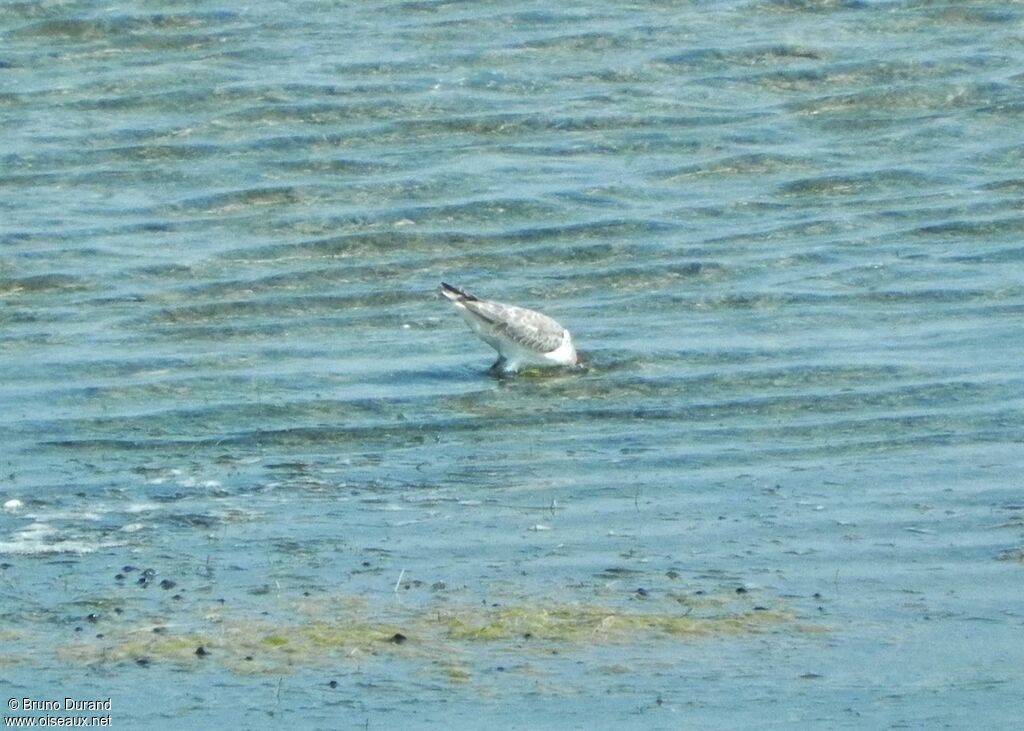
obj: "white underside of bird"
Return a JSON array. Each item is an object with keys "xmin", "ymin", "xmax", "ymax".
[{"xmin": 439, "ymin": 282, "xmax": 578, "ymax": 372}]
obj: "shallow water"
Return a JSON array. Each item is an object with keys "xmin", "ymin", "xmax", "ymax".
[{"xmin": 2, "ymin": 0, "xmax": 1023, "ymax": 728}]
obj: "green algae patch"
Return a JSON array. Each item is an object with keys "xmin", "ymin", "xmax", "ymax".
[
  {"xmin": 59, "ymin": 632, "xmax": 213, "ymax": 666},
  {"xmin": 439, "ymin": 663, "xmax": 473, "ymax": 683},
  {"xmin": 51, "ymin": 589, "xmax": 804, "ymax": 678},
  {"xmin": 295, "ymin": 621, "xmax": 407, "ymax": 652},
  {"xmin": 57, "ymin": 616, "xmax": 414, "ymax": 674},
  {"xmin": 443, "ymin": 604, "xmax": 791, "ymax": 643}
]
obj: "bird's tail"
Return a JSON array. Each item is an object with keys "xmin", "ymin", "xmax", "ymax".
[{"xmin": 439, "ymin": 282, "xmax": 478, "ymax": 302}]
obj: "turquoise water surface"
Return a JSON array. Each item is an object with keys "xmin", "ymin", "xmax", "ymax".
[{"xmin": 2, "ymin": 1, "xmax": 1023, "ymax": 728}]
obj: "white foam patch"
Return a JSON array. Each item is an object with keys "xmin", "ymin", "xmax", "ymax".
[
  {"xmin": 0, "ymin": 521, "xmax": 123, "ymax": 556},
  {"xmin": 177, "ymin": 477, "xmax": 224, "ymax": 489},
  {"xmin": 124, "ymin": 502, "xmax": 161, "ymax": 514}
]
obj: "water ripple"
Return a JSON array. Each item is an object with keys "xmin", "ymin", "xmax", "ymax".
[{"xmin": 2, "ymin": 0, "xmax": 1023, "ymax": 726}]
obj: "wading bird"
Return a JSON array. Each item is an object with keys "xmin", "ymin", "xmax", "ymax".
[{"xmin": 439, "ymin": 282, "xmax": 578, "ymax": 373}]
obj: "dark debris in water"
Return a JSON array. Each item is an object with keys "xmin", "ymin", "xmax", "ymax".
[
  {"xmin": 166, "ymin": 513, "xmax": 220, "ymax": 528},
  {"xmin": 597, "ymin": 566, "xmax": 643, "ymax": 579},
  {"xmin": 996, "ymin": 548, "xmax": 1024, "ymax": 562}
]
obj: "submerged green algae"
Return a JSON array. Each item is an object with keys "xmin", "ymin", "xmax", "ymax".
[
  {"xmin": 443, "ymin": 604, "xmax": 792, "ymax": 642},
  {"xmin": 53, "ymin": 589, "xmax": 809, "ymax": 679}
]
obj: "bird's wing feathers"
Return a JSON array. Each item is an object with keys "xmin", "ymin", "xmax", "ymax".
[{"xmin": 463, "ymin": 300, "xmax": 565, "ymax": 353}]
